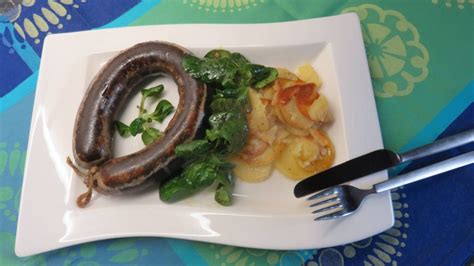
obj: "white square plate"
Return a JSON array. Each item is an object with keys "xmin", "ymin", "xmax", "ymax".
[{"xmin": 16, "ymin": 13, "xmax": 393, "ymax": 256}]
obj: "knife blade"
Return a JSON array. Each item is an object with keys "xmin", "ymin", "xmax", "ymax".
[
  {"xmin": 293, "ymin": 128, "xmax": 474, "ymax": 198},
  {"xmin": 293, "ymin": 149, "xmax": 400, "ymax": 197}
]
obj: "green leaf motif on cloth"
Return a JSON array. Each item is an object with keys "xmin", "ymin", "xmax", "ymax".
[
  {"xmin": 0, "ymin": 187, "xmax": 17, "ymax": 221},
  {"xmin": 0, "ymin": 187, "xmax": 13, "ymax": 201},
  {"xmin": 39, "ymin": 238, "xmax": 148, "ymax": 265},
  {"xmin": 80, "ymin": 244, "xmax": 97, "ymax": 258},
  {"xmin": 431, "ymin": 0, "xmax": 474, "ymax": 9},
  {"xmin": 0, "ymin": 186, "xmax": 20, "ymax": 224},
  {"xmin": 0, "ymin": 143, "xmax": 7, "ymax": 175},
  {"xmin": 77, "ymin": 261, "xmax": 100, "ymax": 266},
  {"xmin": 6, "ymin": 0, "xmax": 87, "ymax": 45},
  {"xmin": 192, "ymin": 243, "xmax": 306, "ymax": 265},
  {"xmin": 58, "ymin": 243, "xmax": 101, "ymax": 265},
  {"xmin": 8, "ymin": 143, "xmax": 21, "ymax": 176},
  {"xmin": 341, "ymin": 4, "xmax": 429, "ymax": 98},
  {"xmin": 0, "ymin": 142, "xmax": 27, "ymax": 177},
  {"xmin": 109, "ymin": 249, "xmax": 139, "ymax": 263},
  {"xmin": 182, "ymin": 0, "xmax": 264, "ymax": 13},
  {"xmin": 106, "ymin": 239, "xmax": 136, "ymax": 251},
  {"xmin": 0, "ymin": 232, "xmax": 46, "ymax": 266},
  {"xmin": 103, "ymin": 238, "xmax": 149, "ymax": 263}
]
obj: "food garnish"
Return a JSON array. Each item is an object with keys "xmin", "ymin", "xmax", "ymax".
[
  {"xmin": 159, "ymin": 49, "xmax": 278, "ymax": 206},
  {"xmin": 114, "ymin": 84, "xmax": 174, "ymax": 145}
]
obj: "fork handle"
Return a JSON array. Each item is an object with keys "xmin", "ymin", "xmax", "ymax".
[
  {"xmin": 374, "ymin": 151, "xmax": 474, "ymax": 193},
  {"xmin": 399, "ymin": 129, "xmax": 474, "ymax": 163}
]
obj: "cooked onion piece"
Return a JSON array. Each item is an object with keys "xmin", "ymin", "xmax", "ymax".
[
  {"xmin": 239, "ymin": 147, "xmax": 275, "ymax": 168},
  {"xmin": 278, "ymin": 97, "xmax": 313, "ymax": 129},
  {"xmin": 308, "ymin": 94, "xmax": 331, "ymax": 123},
  {"xmin": 255, "ymin": 125, "xmax": 279, "ymax": 146}
]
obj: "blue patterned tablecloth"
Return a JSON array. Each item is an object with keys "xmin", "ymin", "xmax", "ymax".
[{"xmin": 1, "ymin": 1, "xmax": 473, "ymax": 265}]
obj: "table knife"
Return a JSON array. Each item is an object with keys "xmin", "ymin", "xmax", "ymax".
[{"xmin": 294, "ymin": 128, "xmax": 474, "ymax": 198}]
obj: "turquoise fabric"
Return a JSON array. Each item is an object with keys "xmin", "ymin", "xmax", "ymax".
[{"xmin": 1, "ymin": 1, "xmax": 473, "ymax": 265}]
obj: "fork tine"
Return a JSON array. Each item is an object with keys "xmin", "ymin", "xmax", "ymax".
[
  {"xmin": 312, "ymin": 203, "xmax": 343, "ymax": 214},
  {"xmin": 307, "ymin": 187, "xmax": 338, "ymax": 201},
  {"xmin": 314, "ymin": 210, "xmax": 346, "ymax": 221},
  {"xmin": 309, "ymin": 195, "xmax": 340, "ymax": 208}
]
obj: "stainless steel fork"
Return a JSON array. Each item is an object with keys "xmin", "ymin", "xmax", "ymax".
[{"xmin": 308, "ymin": 151, "xmax": 474, "ymax": 221}]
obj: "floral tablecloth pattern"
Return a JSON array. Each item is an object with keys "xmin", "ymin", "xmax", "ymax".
[{"xmin": 1, "ymin": 1, "xmax": 473, "ymax": 265}]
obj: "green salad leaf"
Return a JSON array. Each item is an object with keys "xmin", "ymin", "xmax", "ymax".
[
  {"xmin": 159, "ymin": 155, "xmax": 232, "ymax": 202},
  {"xmin": 115, "ymin": 121, "xmax": 130, "ymax": 137},
  {"xmin": 182, "ymin": 50, "xmax": 277, "ymax": 91},
  {"xmin": 174, "ymin": 140, "xmax": 210, "ymax": 159},
  {"xmin": 115, "ymin": 84, "xmax": 174, "ymax": 145},
  {"xmin": 151, "ymin": 99, "xmax": 174, "ymax": 122},
  {"xmin": 160, "ymin": 49, "xmax": 278, "ymax": 206},
  {"xmin": 129, "ymin": 117, "xmax": 145, "ymax": 136},
  {"xmin": 141, "ymin": 84, "xmax": 164, "ymax": 98},
  {"xmin": 206, "ymin": 112, "xmax": 248, "ymax": 155},
  {"xmin": 141, "ymin": 127, "xmax": 162, "ymax": 146}
]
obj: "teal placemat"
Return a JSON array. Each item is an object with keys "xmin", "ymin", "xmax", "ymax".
[{"xmin": 1, "ymin": 1, "xmax": 473, "ymax": 265}]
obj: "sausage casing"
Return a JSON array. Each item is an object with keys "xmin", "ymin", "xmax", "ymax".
[{"xmin": 73, "ymin": 41, "xmax": 206, "ymax": 192}]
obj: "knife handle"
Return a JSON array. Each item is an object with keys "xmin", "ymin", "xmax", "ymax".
[
  {"xmin": 399, "ymin": 128, "xmax": 474, "ymax": 163},
  {"xmin": 374, "ymin": 151, "xmax": 474, "ymax": 193}
]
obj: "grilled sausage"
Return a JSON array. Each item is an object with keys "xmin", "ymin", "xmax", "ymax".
[{"xmin": 73, "ymin": 41, "xmax": 206, "ymax": 195}]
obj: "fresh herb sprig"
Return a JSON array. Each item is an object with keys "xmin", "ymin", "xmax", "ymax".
[
  {"xmin": 115, "ymin": 85, "xmax": 174, "ymax": 145},
  {"xmin": 159, "ymin": 49, "xmax": 278, "ymax": 206}
]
